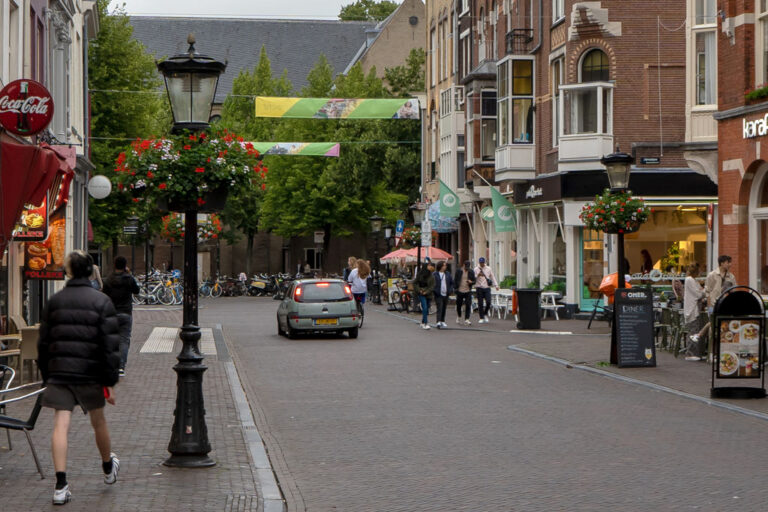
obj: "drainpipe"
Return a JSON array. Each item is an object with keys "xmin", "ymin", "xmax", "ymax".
[{"xmin": 529, "ymin": 0, "xmax": 543, "ymax": 54}]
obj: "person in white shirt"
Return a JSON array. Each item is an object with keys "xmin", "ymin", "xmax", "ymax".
[
  {"xmin": 347, "ymin": 259, "xmax": 371, "ymax": 304},
  {"xmin": 473, "ymin": 257, "xmax": 499, "ymax": 323},
  {"xmin": 683, "ymin": 263, "xmax": 707, "ymax": 360}
]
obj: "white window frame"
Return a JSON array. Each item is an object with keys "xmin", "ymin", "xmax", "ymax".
[
  {"xmin": 559, "ymin": 82, "xmax": 614, "ymax": 136},
  {"xmin": 440, "ymin": 87, "xmax": 452, "ymax": 117},
  {"xmin": 757, "ymin": 1, "xmax": 768, "ymax": 86},
  {"xmin": 480, "ymin": 88, "xmax": 497, "ymax": 161},
  {"xmin": 466, "ymin": 91, "xmax": 474, "ymax": 164},
  {"xmin": 460, "ymin": 29, "xmax": 471, "ymax": 78},
  {"xmin": 497, "ymin": 56, "xmax": 535, "ymax": 146},
  {"xmin": 460, "ymin": 0, "xmax": 469, "ymax": 16},
  {"xmin": 430, "ymin": 27, "xmax": 437, "ymax": 87},
  {"xmin": 552, "ymin": 0, "xmax": 565, "ymax": 24},
  {"xmin": 551, "ymin": 55, "xmax": 565, "ymax": 147},
  {"xmin": 692, "ymin": 1, "xmax": 717, "ymax": 106}
]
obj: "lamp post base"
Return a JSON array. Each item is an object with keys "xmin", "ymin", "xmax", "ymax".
[{"xmin": 163, "ymin": 453, "xmax": 216, "ymax": 468}]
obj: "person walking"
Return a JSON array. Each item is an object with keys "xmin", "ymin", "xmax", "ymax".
[
  {"xmin": 347, "ymin": 259, "xmax": 371, "ymax": 306},
  {"xmin": 343, "ymin": 256, "xmax": 357, "ymax": 281},
  {"xmin": 454, "ymin": 260, "xmax": 476, "ymax": 325},
  {"xmin": 474, "ymin": 257, "xmax": 499, "ymax": 323},
  {"xmin": 89, "ymin": 263, "xmax": 103, "ymax": 291},
  {"xmin": 413, "ymin": 262, "xmax": 435, "ymax": 329},
  {"xmin": 37, "ymin": 251, "xmax": 121, "ymax": 505},
  {"xmin": 704, "ymin": 255, "xmax": 736, "ymax": 309},
  {"xmin": 432, "ymin": 261, "xmax": 453, "ymax": 328},
  {"xmin": 102, "ymin": 256, "xmax": 140, "ymax": 377},
  {"xmin": 683, "ymin": 263, "xmax": 707, "ymax": 361}
]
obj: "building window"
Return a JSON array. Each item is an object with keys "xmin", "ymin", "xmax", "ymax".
[
  {"xmin": 551, "ymin": 57, "xmax": 564, "ymax": 147},
  {"xmin": 430, "ymin": 28, "xmax": 436, "ymax": 87},
  {"xmin": 491, "ymin": 1, "xmax": 498, "ymax": 59},
  {"xmin": 457, "ymin": 151, "xmax": 465, "ymax": 187},
  {"xmin": 580, "ymin": 49, "xmax": 609, "ymax": 82},
  {"xmin": 460, "ymin": 30, "xmax": 471, "ymax": 79},
  {"xmin": 696, "ymin": 0, "xmax": 716, "ymax": 24},
  {"xmin": 695, "ymin": 32, "xmax": 716, "ymax": 105},
  {"xmin": 478, "ymin": 8, "xmax": 486, "ymax": 63},
  {"xmin": 440, "ymin": 88, "xmax": 452, "ymax": 117},
  {"xmin": 481, "ymin": 90, "xmax": 496, "ymax": 160},
  {"xmin": 759, "ymin": 2, "xmax": 768, "ymax": 85},
  {"xmin": 498, "ymin": 59, "xmax": 534, "ymax": 146},
  {"xmin": 497, "ymin": 61, "xmax": 509, "ymax": 146},
  {"xmin": 460, "ymin": 0, "xmax": 469, "ymax": 15},
  {"xmin": 466, "ymin": 91, "xmax": 474, "ymax": 163},
  {"xmin": 553, "ymin": 0, "xmax": 565, "ymax": 22}
]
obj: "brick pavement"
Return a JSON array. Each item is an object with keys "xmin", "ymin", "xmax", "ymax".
[
  {"xmin": 0, "ymin": 307, "xmax": 261, "ymax": 511},
  {"xmin": 211, "ymin": 297, "xmax": 768, "ymax": 512}
]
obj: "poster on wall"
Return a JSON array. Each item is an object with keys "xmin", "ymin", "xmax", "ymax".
[
  {"xmin": 12, "ymin": 198, "xmax": 47, "ymax": 241},
  {"xmin": 24, "ymin": 208, "xmax": 66, "ymax": 280}
]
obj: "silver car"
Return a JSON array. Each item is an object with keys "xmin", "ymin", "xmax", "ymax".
[{"xmin": 276, "ymin": 279, "xmax": 360, "ymax": 339}]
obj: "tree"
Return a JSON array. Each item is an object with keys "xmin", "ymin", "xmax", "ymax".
[
  {"xmin": 385, "ymin": 48, "xmax": 425, "ymax": 97},
  {"xmin": 218, "ymin": 47, "xmax": 293, "ymax": 274},
  {"xmin": 338, "ymin": 0, "xmax": 399, "ymax": 21},
  {"xmin": 88, "ymin": 0, "xmax": 169, "ymax": 253}
]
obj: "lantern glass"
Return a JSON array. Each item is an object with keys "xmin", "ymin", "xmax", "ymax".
[
  {"xmin": 605, "ymin": 161, "xmax": 631, "ymax": 191},
  {"xmin": 164, "ymin": 72, "xmax": 220, "ymax": 125},
  {"xmin": 384, "ymin": 226, "xmax": 393, "ymax": 239},
  {"xmin": 411, "ymin": 207, "xmax": 426, "ymax": 225},
  {"xmin": 369, "ymin": 215, "xmax": 383, "ymax": 233}
]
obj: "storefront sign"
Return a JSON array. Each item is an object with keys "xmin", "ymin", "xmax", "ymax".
[
  {"xmin": 24, "ymin": 208, "xmax": 66, "ymax": 280},
  {"xmin": 629, "ymin": 270, "xmax": 685, "ymax": 283},
  {"xmin": 613, "ymin": 288, "xmax": 656, "ymax": 367},
  {"xmin": 640, "ymin": 157, "xmax": 660, "ymax": 165},
  {"xmin": 0, "ymin": 79, "xmax": 54, "ymax": 136},
  {"xmin": 743, "ymin": 114, "xmax": 768, "ymax": 139},
  {"xmin": 525, "ymin": 185, "xmax": 543, "ymax": 199},
  {"xmin": 12, "ymin": 198, "xmax": 47, "ymax": 241}
]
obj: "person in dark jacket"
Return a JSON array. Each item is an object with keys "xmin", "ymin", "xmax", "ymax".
[
  {"xmin": 102, "ymin": 256, "xmax": 140, "ymax": 376},
  {"xmin": 412, "ymin": 262, "xmax": 436, "ymax": 329},
  {"xmin": 432, "ymin": 261, "xmax": 454, "ymax": 328},
  {"xmin": 38, "ymin": 250, "xmax": 121, "ymax": 505},
  {"xmin": 454, "ymin": 261, "xmax": 476, "ymax": 325}
]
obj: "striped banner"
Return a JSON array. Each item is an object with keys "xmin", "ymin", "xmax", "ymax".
[
  {"xmin": 255, "ymin": 97, "xmax": 420, "ymax": 120},
  {"xmin": 249, "ymin": 142, "xmax": 340, "ymax": 157}
]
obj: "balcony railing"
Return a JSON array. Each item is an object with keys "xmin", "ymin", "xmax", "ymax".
[{"xmin": 506, "ymin": 29, "xmax": 534, "ymax": 55}]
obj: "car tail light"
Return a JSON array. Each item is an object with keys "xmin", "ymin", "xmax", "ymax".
[
  {"xmin": 294, "ymin": 286, "xmax": 302, "ymax": 302},
  {"xmin": 344, "ymin": 285, "xmax": 352, "ymax": 296},
  {"xmin": 316, "ymin": 282, "xmax": 330, "ymax": 287}
]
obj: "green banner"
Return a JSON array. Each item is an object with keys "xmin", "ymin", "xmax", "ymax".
[
  {"xmin": 248, "ymin": 142, "xmax": 340, "ymax": 157},
  {"xmin": 255, "ymin": 97, "xmax": 420, "ymax": 119},
  {"xmin": 439, "ymin": 180, "xmax": 460, "ymax": 218},
  {"xmin": 491, "ymin": 187, "xmax": 516, "ymax": 232}
]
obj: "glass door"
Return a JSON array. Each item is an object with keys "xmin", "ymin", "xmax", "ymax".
[{"xmin": 580, "ymin": 228, "xmax": 604, "ymax": 310}]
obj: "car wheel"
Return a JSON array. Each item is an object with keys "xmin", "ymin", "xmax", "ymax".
[
  {"xmin": 287, "ymin": 325, "xmax": 298, "ymax": 339},
  {"xmin": 348, "ymin": 327, "xmax": 359, "ymax": 339}
]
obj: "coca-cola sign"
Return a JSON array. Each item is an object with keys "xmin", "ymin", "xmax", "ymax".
[{"xmin": 0, "ymin": 79, "xmax": 54, "ymax": 136}]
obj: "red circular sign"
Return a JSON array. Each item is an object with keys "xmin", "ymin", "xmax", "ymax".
[{"xmin": 0, "ymin": 79, "xmax": 54, "ymax": 136}]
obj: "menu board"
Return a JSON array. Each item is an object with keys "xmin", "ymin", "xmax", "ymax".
[
  {"xmin": 614, "ymin": 288, "xmax": 656, "ymax": 367},
  {"xmin": 12, "ymin": 198, "xmax": 47, "ymax": 241},
  {"xmin": 716, "ymin": 317, "xmax": 762, "ymax": 379},
  {"xmin": 24, "ymin": 208, "xmax": 66, "ymax": 280}
]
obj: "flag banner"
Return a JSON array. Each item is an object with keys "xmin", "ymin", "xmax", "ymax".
[
  {"xmin": 439, "ymin": 180, "xmax": 460, "ymax": 218},
  {"xmin": 248, "ymin": 142, "xmax": 340, "ymax": 157},
  {"xmin": 255, "ymin": 97, "xmax": 420, "ymax": 119},
  {"xmin": 491, "ymin": 187, "xmax": 516, "ymax": 232}
]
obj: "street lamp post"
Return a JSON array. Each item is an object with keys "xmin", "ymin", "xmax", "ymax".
[
  {"xmin": 601, "ymin": 147, "xmax": 634, "ymax": 365},
  {"xmin": 369, "ymin": 215, "xmax": 383, "ymax": 304},
  {"xmin": 158, "ymin": 35, "xmax": 225, "ymax": 468},
  {"xmin": 383, "ymin": 225, "xmax": 393, "ymax": 277}
]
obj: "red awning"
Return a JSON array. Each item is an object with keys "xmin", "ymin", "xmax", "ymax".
[{"xmin": 0, "ymin": 133, "xmax": 74, "ymax": 254}]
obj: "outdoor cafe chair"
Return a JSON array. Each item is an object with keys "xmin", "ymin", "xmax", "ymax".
[{"xmin": 0, "ymin": 381, "xmax": 46, "ymax": 479}]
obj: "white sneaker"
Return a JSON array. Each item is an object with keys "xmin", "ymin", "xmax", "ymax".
[
  {"xmin": 423, "ymin": 323, "xmax": 431, "ymax": 330},
  {"xmin": 104, "ymin": 453, "xmax": 120, "ymax": 484},
  {"xmin": 478, "ymin": 318, "xmax": 486, "ymax": 324},
  {"xmin": 464, "ymin": 319, "xmax": 471, "ymax": 326},
  {"xmin": 440, "ymin": 322, "xmax": 447, "ymax": 328},
  {"xmin": 456, "ymin": 317, "xmax": 461, "ymax": 325},
  {"xmin": 53, "ymin": 485, "xmax": 71, "ymax": 505},
  {"xmin": 689, "ymin": 334, "xmax": 700, "ymax": 343},
  {"xmin": 685, "ymin": 356, "xmax": 701, "ymax": 361}
]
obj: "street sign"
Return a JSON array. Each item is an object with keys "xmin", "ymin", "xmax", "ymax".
[
  {"xmin": 395, "ymin": 219, "xmax": 404, "ymax": 237},
  {"xmin": 421, "ymin": 219, "xmax": 432, "ymax": 247},
  {"xmin": 313, "ymin": 230, "xmax": 324, "ymax": 244},
  {"xmin": 123, "ymin": 227, "xmax": 139, "ymax": 235}
]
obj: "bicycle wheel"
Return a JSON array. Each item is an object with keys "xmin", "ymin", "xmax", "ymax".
[
  {"xmin": 357, "ymin": 300, "xmax": 364, "ymax": 328},
  {"xmin": 211, "ymin": 283, "xmax": 223, "ymax": 298},
  {"xmin": 199, "ymin": 284, "xmax": 211, "ymax": 297},
  {"xmin": 157, "ymin": 286, "xmax": 174, "ymax": 305},
  {"xmin": 391, "ymin": 291, "xmax": 401, "ymax": 310}
]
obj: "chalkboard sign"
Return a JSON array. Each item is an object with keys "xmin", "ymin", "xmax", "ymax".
[{"xmin": 614, "ymin": 288, "xmax": 656, "ymax": 367}]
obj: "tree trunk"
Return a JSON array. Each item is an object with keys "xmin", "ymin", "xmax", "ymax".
[
  {"xmin": 246, "ymin": 232, "xmax": 254, "ymax": 276},
  {"xmin": 323, "ymin": 224, "xmax": 332, "ymax": 276}
]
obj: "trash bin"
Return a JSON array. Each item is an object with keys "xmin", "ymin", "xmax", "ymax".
[{"xmin": 515, "ymin": 288, "xmax": 541, "ymax": 329}]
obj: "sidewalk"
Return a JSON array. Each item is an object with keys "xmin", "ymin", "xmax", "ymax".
[{"xmin": 0, "ymin": 308, "xmax": 262, "ymax": 511}]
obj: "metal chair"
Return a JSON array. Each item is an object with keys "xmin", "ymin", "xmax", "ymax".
[
  {"xmin": 0, "ymin": 364, "xmax": 15, "ymax": 449},
  {"xmin": 0, "ymin": 382, "xmax": 46, "ymax": 479}
]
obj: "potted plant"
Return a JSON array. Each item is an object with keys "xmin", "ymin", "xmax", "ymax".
[
  {"xmin": 113, "ymin": 129, "xmax": 267, "ymax": 213},
  {"xmin": 579, "ymin": 189, "xmax": 651, "ymax": 234},
  {"xmin": 658, "ymin": 291, "xmax": 668, "ymax": 308},
  {"xmin": 161, "ymin": 212, "xmax": 222, "ymax": 243}
]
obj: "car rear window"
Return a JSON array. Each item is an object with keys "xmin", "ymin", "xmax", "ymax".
[{"xmin": 297, "ymin": 282, "xmax": 351, "ymax": 302}]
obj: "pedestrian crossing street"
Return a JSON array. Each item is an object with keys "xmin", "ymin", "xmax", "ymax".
[{"xmin": 140, "ymin": 326, "xmax": 217, "ymax": 355}]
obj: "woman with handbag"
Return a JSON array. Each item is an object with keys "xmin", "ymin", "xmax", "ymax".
[{"xmin": 412, "ymin": 262, "xmax": 435, "ymax": 330}]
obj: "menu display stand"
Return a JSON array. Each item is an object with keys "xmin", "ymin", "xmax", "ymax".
[
  {"xmin": 612, "ymin": 287, "xmax": 656, "ymax": 368},
  {"xmin": 711, "ymin": 286, "xmax": 766, "ymax": 399}
]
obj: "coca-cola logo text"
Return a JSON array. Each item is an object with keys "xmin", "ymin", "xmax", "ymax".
[{"xmin": 0, "ymin": 79, "xmax": 54, "ymax": 136}]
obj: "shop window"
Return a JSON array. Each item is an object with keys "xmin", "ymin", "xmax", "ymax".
[
  {"xmin": 552, "ymin": 227, "xmax": 566, "ymax": 278},
  {"xmin": 582, "ymin": 229, "xmax": 604, "ymax": 300}
]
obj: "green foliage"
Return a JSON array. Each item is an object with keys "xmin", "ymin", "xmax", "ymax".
[
  {"xmin": 338, "ymin": 0, "xmax": 398, "ymax": 21},
  {"xmin": 660, "ymin": 242, "xmax": 681, "ymax": 272},
  {"xmin": 579, "ymin": 189, "xmax": 651, "ymax": 234},
  {"xmin": 88, "ymin": 0, "xmax": 169, "ymax": 246},
  {"xmin": 526, "ymin": 276, "xmax": 540, "ymax": 289},
  {"xmin": 385, "ymin": 48, "xmax": 426, "ymax": 97},
  {"xmin": 499, "ymin": 275, "xmax": 517, "ymax": 289},
  {"xmin": 543, "ymin": 279, "xmax": 566, "ymax": 294}
]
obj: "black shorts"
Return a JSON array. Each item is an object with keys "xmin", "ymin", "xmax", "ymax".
[{"xmin": 41, "ymin": 383, "xmax": 105, "ymax": 413}]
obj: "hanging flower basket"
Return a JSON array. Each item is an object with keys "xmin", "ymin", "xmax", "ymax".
[
  {"xmin": 400, "ymin": 226, "xmax": 421, "ymax": 248},
  {"xmin": 579, "ymin": 189, "xmax": 651, "ymax": 234},
  {"xmin": 114, "ymin": 129, "xmax": 267, "ymax": 213},
  {"xmin": 160, "ymin": 212, "xmax": 223, "ymax": 243}
]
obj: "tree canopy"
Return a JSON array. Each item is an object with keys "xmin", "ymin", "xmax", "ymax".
[{"xmin": 338, "ymin": 0, "xmax": 399, "ymax": 21}]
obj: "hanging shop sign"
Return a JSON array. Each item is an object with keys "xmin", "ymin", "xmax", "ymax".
[
  {"xmin": 24, "ymin": 207, "xmax": 66, "ymax": 279},
  {"xmin": 12, "ymin": 198, "xmax": 47, "ymax": 241},
  {"xmin": 248, "ymin": 142, "xmax": 341, "ymax": 157},
  {"xmin": 255, "ymin": 97, "xmax": 420, "ymax": 120},
  {"xmin": 0, "ymin": 79, "xmax": 54, "ymax": 136},
  {"xmin": 612, "ymin": 288, "xmax": 656, "ymax": 367}
]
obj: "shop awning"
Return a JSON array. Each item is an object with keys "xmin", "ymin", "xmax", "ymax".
[{"xmin": 0, "ymin": 134, "xmax": 74, "ymax": 254}]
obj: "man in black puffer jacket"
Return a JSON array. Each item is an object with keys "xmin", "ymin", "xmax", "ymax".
[{"xmin": 38, "ymin": 251, "xmax": 121, "ymax": 505}]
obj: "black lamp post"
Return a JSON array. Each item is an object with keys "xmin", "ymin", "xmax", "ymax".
[
  {"xmin": 601, "ymin": 147, "xmax": 634, "ymax": 365},
  {"xmin": 369, "ymin": 214, "xmax": 383, "ymax": 304},
  {"xmin": 158, "ymin": 35, "xmax": 225, "ymax": 468},
  {"xmin": 410, "ymin": 204, "xmax": 426, "ymax": 276},
  {"xmin": 383, "ymin": 225, "xmax": 393, "ymax": 276},
  {"xmin": 600, "ymin": 147, "xmax": 634, "ymax": 290}
]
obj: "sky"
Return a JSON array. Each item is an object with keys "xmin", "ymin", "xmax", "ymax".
[{"xmin": 108, "ymin": 0, "xmax": 382, "ymax": 19}]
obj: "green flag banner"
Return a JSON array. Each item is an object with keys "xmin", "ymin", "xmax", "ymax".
[
  {"xmin": 439, "ymin": 180, "xmax": 460, "ymax": 218},
  {"xmin": 491, "ymin": 187, "xmax": 516, "ymax": 232},
  {"xmin": 248, "ymin": 142, "xmax": 340, "ymax": 157},
  {"xmin": 255, "ymin": 97, "xmax": 420, "ymax": 119}
]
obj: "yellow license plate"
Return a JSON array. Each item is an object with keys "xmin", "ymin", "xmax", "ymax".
[{"xmin": 315, "ymin": 318, "xmax": 338, "ymax": 325}]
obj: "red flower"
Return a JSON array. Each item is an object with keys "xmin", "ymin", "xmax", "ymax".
[
  {"xmin": 133, "ymin": 198, "xmax": 140, "ymax": 203},
  {"xmin": 199, "ymin": 133, "xmax": 207, "ymax": 139},
  {"xmin": 118, "ymin": 183, "xmax": 124, "ymax": 191},
  {"xmin": 140, "ymin": 140, "xmax": 151, "ymax": 150},
  {"xmin": 212, "ymin": 234, "xmax": 218, "ymax": 239},
  {"xmin": 189, "ymin": 134, "xmax": 197, "ymax": 141},
  {"xmin": 159, "ymin": 183, "xmax": 167, "ymax": 190},
  {"xmin": 195, "ymin": 167, "xmax": 205, "ymax": 173},
  {"xmin": 183, "ymin": 145, "xmax": 191, "ymax": 150},
  {"xmin": 147, "ymin": 171, "xmax": 154, "ymax": 179},
  {"xmin": 197, "ymin": 198, "xmax": 206, "ymax": 206},
  {"xmin": 261, "ymin": 183, "xmax": 266, "ymax": 190},
  {"xmin": 116, "ymin": 152, "xmax": 126, "ymax": 164}
]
